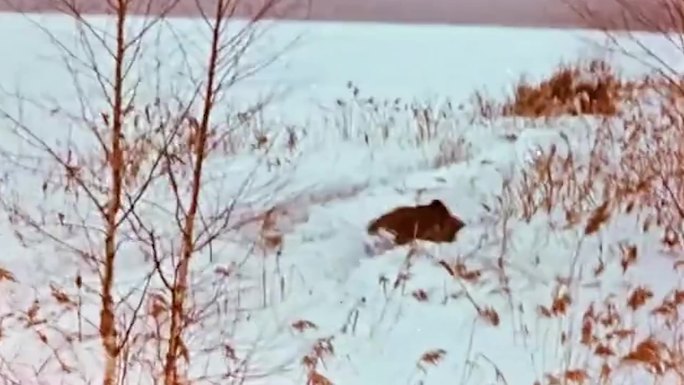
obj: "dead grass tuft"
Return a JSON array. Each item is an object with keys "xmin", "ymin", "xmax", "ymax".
[
  {"xmin": 415, "ymin": 348, "xmax": 448, "ymax": 376},
  {"xmin": 0, "ymin": 266, "xmax": 16, "ymax": 282},
  {"xmin": 302, "ymin": 337, "xmax": 335, "ymax": 385},
  {"xmin": 292, "ymin": 320, "xmax": 319, "ymax": 333},
  {"xmin": 626, "ymin": 286, "xmax": 654, "ymax": 311},
  {"xmin": 584, "ymin": 200, "xmax": 612, "ymax": 236},
  {"xmin": 494, "ymin": 61, "xmax": 684, "ymax": 385},
  {"xmin": 503, "ymin": 60, "xmax": 624, "ymax": 118}
]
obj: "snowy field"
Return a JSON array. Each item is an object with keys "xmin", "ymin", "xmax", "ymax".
[{"xmin": 0, "ymin": 11, "xmax": 682, "ymax": 385}]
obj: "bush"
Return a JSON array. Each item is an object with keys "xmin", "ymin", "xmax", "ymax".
[{"xmin": 503, "ymin": 60, "xmax": 623, "ymax": 117}]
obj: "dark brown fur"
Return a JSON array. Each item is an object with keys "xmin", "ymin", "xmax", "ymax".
[{"xmin": 367, "ymin": 199, "xmax": 465, "ymax": 245}]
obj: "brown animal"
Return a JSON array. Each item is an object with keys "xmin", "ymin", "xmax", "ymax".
[{"xmin": 367, "ymin": 199, "xmax": 465, "ymax": 245}]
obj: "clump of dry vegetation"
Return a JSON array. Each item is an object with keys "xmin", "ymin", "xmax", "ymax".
[
  {"xmin": 492, "ymin": 59, "xmax": 684, "ymax": 383},
  {"xmin": 503, "ymin": 60, "xmax": 625, "ymax": 118},
  {"xmin": 251, "ymin": 57, "xmax": 684, "ymax": 385},
  {"xmin": 284, "ymin": 50, "xmax": 684, "ymax": 385},
  {"xmin": 328, "ymin": 82, "xmax": 468, "ymax": 145},
  {"xmin": 505, "ymin": 84, "xmax": 684, "ymax": 242}
]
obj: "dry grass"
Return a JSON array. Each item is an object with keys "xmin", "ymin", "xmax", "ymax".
[
  {"xmin": 325, "ymin": 82, "xmax": 475, "ymax": 167},
  {"xmin": 502, "ymin": 60, "xmax": 625, "ymax": 118},
  {"xmin": 227, "ymin": 63, "xmax": 684, "ymax": 385},
  {"xmin": 491, "ymin": 64, "xmax": 684, "ymax": 384},
  {"xmin": 320, "ymin": 58, "xmax": 684, "ymax": 385},
  {"xmin": 322, "ymin": 60, "xmax": 639, "ymax": 172},
  {"xmin": 184, "ymin": 57, "xmax": 684, "ymax": 385},
  {"xmin": 505, "ymin": 85, "xmax": 684, "ymax": 238},
  {"xmin": 329, "ymin": 83, "xmax": 464, "ymax": 143}
]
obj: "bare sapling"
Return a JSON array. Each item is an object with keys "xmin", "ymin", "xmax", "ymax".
[
  {"xmin": 119, "ymin": 0, "xmax": 299, "ymax": 384},
  {"xmin": 0, "ymin": 0, "xmax": 301, "ymax": 382},
  {"xmin": 0, "ymin": 0, "xmax": 183, "ymax": 384}
]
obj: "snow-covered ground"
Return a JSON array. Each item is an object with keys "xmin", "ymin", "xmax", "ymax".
[{"xmin": 0, "ymin": 11, "xmax": 682, "ymax": 385}]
